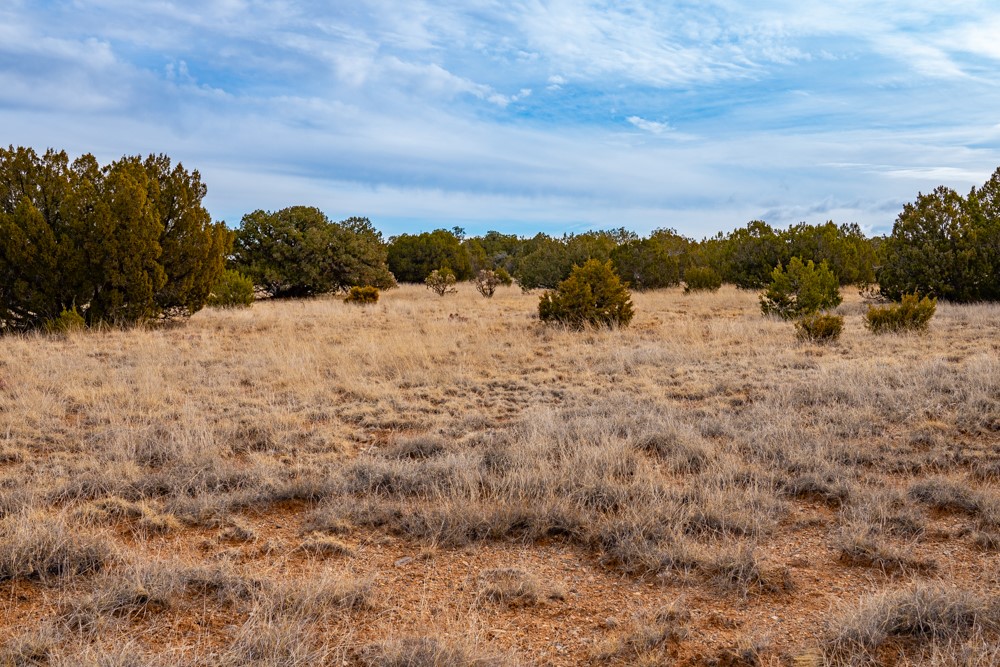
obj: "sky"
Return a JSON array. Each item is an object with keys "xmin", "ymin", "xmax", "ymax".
[{"xmin": 2, "ymin": 1, "xmax": 1000, "ymax": 238}]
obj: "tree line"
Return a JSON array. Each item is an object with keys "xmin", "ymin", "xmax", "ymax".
[{"xmin": 2, "ymin": 145, "xmax": 999, "ymax": 332}]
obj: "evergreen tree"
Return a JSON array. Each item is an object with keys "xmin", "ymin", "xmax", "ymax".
[
  {"xmin": 0, "ymin": 146, "xmax": 229, "ymax": 331},
  {"xmin": 386, "ymin": 229, "xmax": 472, "ymax": 283},
  {"xmin": 232, "ymin": 206, "xmax": 395, "ymax": 297}
]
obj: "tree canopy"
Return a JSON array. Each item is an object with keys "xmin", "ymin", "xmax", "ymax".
[
  {"xmin": 0, "ymin": 146, "xmax": 229, "ymax": 331},
  {"xmin": 231, "ymin": 206, "xmax": 395, "ymax": 298},
  {"xmin": 386, "ymin": 229, "xmax": 472, "ymax": 283},
  {"xmin": 878, "ymin": 177, "xmax": 1000, "ymax": 302}
]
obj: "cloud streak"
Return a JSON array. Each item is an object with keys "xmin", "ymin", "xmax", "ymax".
[{"xmin": 1, "ymin": 1, "xmax": 999, "ymax": 237}]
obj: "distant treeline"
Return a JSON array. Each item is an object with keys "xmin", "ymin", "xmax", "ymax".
[
  {"xmin": 384, "ymin": 167, "xmax": 1000, "ymax": 303},
  {"xmin": 386, "ymin": 220, "xmax": 875, "ymax": 291},
  {"xmin": 2, "ymin": 144, "xmax": 999, "ymax": 332}
]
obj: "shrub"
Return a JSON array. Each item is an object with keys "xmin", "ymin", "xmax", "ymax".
[
  {"xmin": 207, "ymin": 269, "xmax": 254, "ymax": 308},
  {"xmin": 864, "ymin": 294, "xmax": 936, "ymax": 334},
  {"xmin": 425, "ymin": 268, "xmax": 457, "ymax": 296},
  {"xmin": 344, "ymin": 286, "xmax": 380, "ymax": 305},
  {"xmin": 474, "ymin": 269, "xmax": 504, "ymax": 298},
  {"xmin": 45, "ymin": 307, "xmax": 86, "ymax": 334},
  {"xmin": 795, "ymin": 313, "xmax": 844, "ymax": 343},
  {"xmin": 683, "ymin": 266, "xmax": 723, "ymax": 292},
  {"xmin": 538, "ymin": 259, "xmax": 634, "ymax": 329},
  {"xmin": 760, "ymin": 257, "xmax": 842, "ymax": 319}
]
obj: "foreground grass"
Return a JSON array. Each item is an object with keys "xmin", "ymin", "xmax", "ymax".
[{"xmin": 0, "ymin": 285, "xmax": 998, "ymax": 665}]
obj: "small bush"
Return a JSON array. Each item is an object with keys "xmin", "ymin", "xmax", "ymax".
[
  {"xmin": 425, "ymin": 268, "xmax": 457, "ymax": 296},
  {"xmin": 473, "ymin": 269, "xmax": 508, "ymax": 298},
  {"xmin": 683, "ymin": 266, "xmax": 723, "ymax": 292},
  {"xmin": 538, "ymin": 259, "xmax": 634, "ymax": 329},
  {"xmin": 795, "ymin": 313, "xmax": 844, "ymax": 343},
  {"xmin": 344, "ymin": 286, "xmax": 380, "ymax": 304},
  {"xmin": 207, "ymin": 269, "xmax": 254, "ymax": 309},
  {"xmin": 760, "ymin": 257, "xmax": 841, "ymax": 319},
  {"xmin": 45, "ymin": 307, "xmax": 87, "ymax": 334},
  {"xmin": 864, "ymin": 293, "xmax": 936, "ymax": 334}
]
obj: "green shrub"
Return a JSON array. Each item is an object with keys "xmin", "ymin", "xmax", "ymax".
[
  {"xmin": 795, "ymin": 313, "xmax": 844, "ymax": 343},
  {"xmin": 864, "ymin": 294, "xmax": 936, "ymax": 334},
  {"xmin": 45, "ymin": 307, "xmax": 86, "ymax": 334},
  {"xmin": 538, "ymin": 259, "xmax": 634, "ymax": 329},
  {"xmin": 760, "ymin": 257, "xmax": 842, "ymax": 319},
  {"xmin": 344, "ymin": 286, "xmax": 380, "ymax": 304},
  {"xmin": 207, "ymin": 269, "xmax": 254, "ymax": 309},
  {"xmin": 425, "ymin": 268, "xmax": 457, "ymax": 296},
  {"xmin": 683, "ymin": 266, "xmax": 722, "ymax": 292}
]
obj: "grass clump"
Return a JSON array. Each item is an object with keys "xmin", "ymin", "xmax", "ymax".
[
  {"xmin": 706, "ymin": 545, "xmax": 793, "ymax": 597},
  {"xmin": 360, "ymin": 636, "xmax": 502, "ymax": 667},
  {"xmin": 864, "ymin": 293, "xmax": 936, "ymax": 333},
  {"xmin": 593, "ymin": 601, "xmax": 690, "ymax": 663},
  {"xmin": 345, "ymin": 285, "xmax": 380, "ymax": 304},
  {"xmin": 823, "ymin": 584, "xmax": 999, "ymax": 666},
  {"xmin": 0, "ymin": 514, "xmax": 115, "ymax": 583},
  {"xmin": 472, "ymin": 568, "xmax": 561, "ymax": 608},
  {"xmin": 795, "ymin": 313, "xmax": 844, "ymax": 343},
  {"xmin": 538, "ymin": 259, "xmax": 634, "ymax": 329}
]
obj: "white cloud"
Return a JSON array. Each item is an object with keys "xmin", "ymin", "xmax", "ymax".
[
  {"xmin": 627, "ymin": 116, "xmax": 673, "ymax": 135},
  {"xmin": 2, "ymin": 0, "xmax": 1000, "ymax": 238}
]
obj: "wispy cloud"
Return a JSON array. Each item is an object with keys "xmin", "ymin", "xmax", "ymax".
[{"xmin": 1, "ymin": 1, "xmax": 998, "ymax": 237}]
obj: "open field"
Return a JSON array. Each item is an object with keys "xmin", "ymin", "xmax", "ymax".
[{"xmin": 1, "ymin": 285, "xmax": 999, "ymax": 666}]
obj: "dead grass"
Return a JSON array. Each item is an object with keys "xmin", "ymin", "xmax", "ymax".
[{"xmin": 1, "ymin": 285, "xmax": 999, "ymax": 664}]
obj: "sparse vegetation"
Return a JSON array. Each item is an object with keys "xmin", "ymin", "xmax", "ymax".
[
  {"xmin": 865, "ymin": 293, "xmax": 937, "ymax": 333},
  {"xmin": 0, "ymin": 285, "xmax": 998, "ymax": 664}
]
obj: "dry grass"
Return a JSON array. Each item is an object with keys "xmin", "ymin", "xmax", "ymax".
[{"xmin": 1, "ymin": 284, "xmax": 999, "ymax": 665}]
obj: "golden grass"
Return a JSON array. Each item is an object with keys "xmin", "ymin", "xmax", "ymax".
[{"xmin": 1, "ymin": 284, "xmax": 999, "ymax": 665}]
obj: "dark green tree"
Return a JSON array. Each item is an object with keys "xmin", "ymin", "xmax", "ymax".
[
  {"xmin": 611, "ymin": 228, "xmax": 691, "ymax": 289},
  {"xmin": 232, "ymin": 207, "xmax": 395, "ymax": 298},
  {"xmin": 513, "ymin": 233, "xmax": 572, "ymax": 290},
  {"xmin": 719, "ymin": 220, "xmax": 785, "ymax": 289},
  {"xmin": 877, "ymin": 186, "xmax": 990, "ymax": 302},
  {"xmin": 463, "ymin": 231, "xmax": 521, "ymax": 273},
  {"xmin": 968, "ymin": 168, "xmax": 1000, "ymax": 300},
  {"xmin": 141, "ymin": 154, "xmax": 232, "ymax": 317},
  {"xmin": 784, "ymin": 221, "xmax": 876, "ymax": 286},
  {"xmin": 0, "ymin": 147, "xmax": 223, "ymax": 331},
  {"xmin": 386, "ymin": 229, "xmax": 472, "ymax": 283}
]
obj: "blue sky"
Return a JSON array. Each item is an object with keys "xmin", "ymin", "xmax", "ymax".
[{"xmin": 2, "ymin": 1, "xmax": 999, "ymax": 237}]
